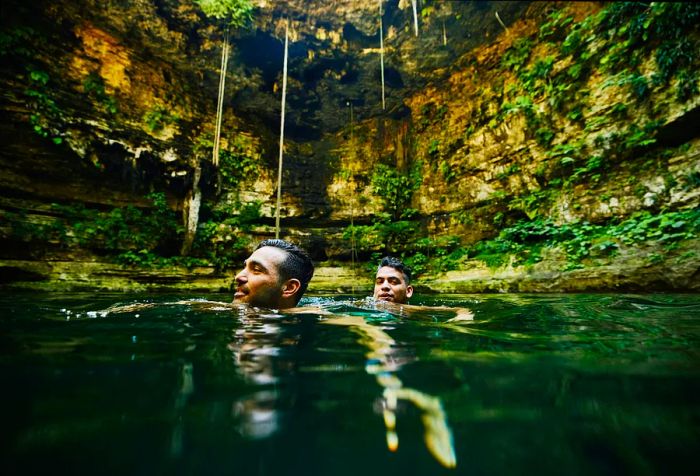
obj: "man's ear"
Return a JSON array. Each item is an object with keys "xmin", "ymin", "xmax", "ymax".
[
  {"xmin": 406, "ymin": 285, "xmax": 414, "ymax": 298},
  {"xmin": 281, "ymin": 278, "xmax": 301, "ymax": 298}
]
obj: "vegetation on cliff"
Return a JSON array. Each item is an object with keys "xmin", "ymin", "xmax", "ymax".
[
  {"xmin": 338, "ymin": 1, "xmax": 700, "ymax": 285},
  {"xmin": 0, "ymin": 1, "xmax": 698, "ymax": 291}
]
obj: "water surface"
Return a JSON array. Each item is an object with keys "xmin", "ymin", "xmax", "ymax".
[{"xmin": 1, "ymin": 292, "xmax": 699, "ymax": 475}]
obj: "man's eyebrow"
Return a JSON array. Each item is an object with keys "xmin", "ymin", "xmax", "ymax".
[{"xmin": 248, "ymin": 259, "xmax": 268, "ymax": 272}]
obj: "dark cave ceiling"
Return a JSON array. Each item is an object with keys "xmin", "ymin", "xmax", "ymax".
[
  {"xmin": 227, "ymin": 0, "xmax": 530, "ymax": 140},
  {"xmin": 23, "ymin": 0, "xmax": 531, "ymax": 142}
]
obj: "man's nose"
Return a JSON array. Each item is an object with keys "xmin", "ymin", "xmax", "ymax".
[
  {"xmin": 380, "ymin": 280, "xmax": 390, "ymax": 290},
  {"xmin": 235, "ymin": 269, "xmax": 248, "ymax": 284}
]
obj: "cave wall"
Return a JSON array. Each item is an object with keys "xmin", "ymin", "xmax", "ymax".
[
  {"xmin": 1, "ymin": 0, "xmax": 699, "ymax": 290},
  {"xmin": 316, "ymin": 1, "xmax": 700, "ymax": 257}
]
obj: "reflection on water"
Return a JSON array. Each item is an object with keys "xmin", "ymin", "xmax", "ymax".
[
  {"xmin": 228, "ymin": 311, "xmax": 299, "ymax": 440},
  {"xmin": 326, "ymin": 314, "xmax": 456, "ymax": 467},
  {"xmin": 1, "ymin": 293, "xmax": 699, "ymax": 475}
]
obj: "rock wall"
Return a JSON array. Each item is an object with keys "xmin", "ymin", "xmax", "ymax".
[{"xmin": 1, "ymin": 1, "xmax": 699, "ymax": 292}]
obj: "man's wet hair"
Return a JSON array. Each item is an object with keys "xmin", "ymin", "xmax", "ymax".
[
  {"xmin": 378, "ymin": 256, "xmax": 412, "ymax": 284},
  {"xmin": 257, "ymin": 239, "xmax": 315, "ymax": 303}
]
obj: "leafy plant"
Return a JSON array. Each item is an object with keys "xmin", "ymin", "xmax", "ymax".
[
  {"xmin": 535, "ymin": 127, "xmax": 555, "ymax": 147},
  {"xmin": 439, "ymin": 160, "xmax": 457, "ymax": 183},
  {"xmin": 596, "ymin": 2, "xmax": 700, "ymax": 98},
  {"xmin": 370, "ymin": 162, "xmax": 422, "ymax": 220},
  {"xmin": 539, "ymin": 10, "xmax": 574, "ymax": 42},
  {"xmin": 48, "ymin": 193, "xmax": 181, "ymax": 261},
  {"xmin": 219, "ymin": 147, "xmax": 257, "ymax": 188},
  {"xmin": 519, "ymin": 56, "xmax": 555, "ymax": 97},
  {"xmin": 83, "ymin": 71, "xmax": 118, "ymax": 114},
  {"xmin": 24, "ymin": 67, "xmax": 63, "ymax": 144},
  {"xmin": 196, "ymin": 0, "xmax": 253, "ymax": 28},
  {"xmin": 143, "ymin": 104, "xmax": 180, "ymax": 133},
  {"xmin": 501, "ymin": 38, "xmax": 533, "ymax": 72},
  {"xmin": 466, "ymin": 209, "xmax": 700, "ymax": 270}
]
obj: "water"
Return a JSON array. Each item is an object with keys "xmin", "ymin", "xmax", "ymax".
[{"xmin": 1, "ymin": 292, "xmax": 699, "ymax": 475}]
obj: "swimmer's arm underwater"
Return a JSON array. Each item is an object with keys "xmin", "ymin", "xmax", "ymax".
[{"xmin": 372, "ymin": 300, "xmax": 475, "ymax": 323}]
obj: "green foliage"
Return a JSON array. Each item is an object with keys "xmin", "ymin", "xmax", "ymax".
[
  {"xmin": 237, "ymin": 201, "xmax": 263, "ymax": 224},
  {"xmin": 607, "ymin": 210, "xmax": 700, "ymax": 246},
  {"xmin": 454, "ymin": 209, "xmax": 473, "ymax": 225},
  {"xmin": 622, "ymin": 120, "xmax": 661, "ymax": 151},
  {"xmin": 501, "ymin": 38, "xmax": 533, "ymax": 72},
  {"xmin": 653, "ymin": 37, "xmax": 694, "ymax": 86},
  {"xmin": 193, "ymin": 134, "xmax": 214, "ymax": 156},
  {"xmin": 28, "ymin": 67, "xmax": 49, "ymax": 85},
  {"xmin": 370, "ymin": 163, "xmax": 422, "ymax": 220},
  {"xmin": 467, "ymin": 209, "xmax": 700, "ymax": 269},
  {"xmin": 51, "ymin": 192, "xmax": 180, "ymax": 254},
  {"xmin": 439, "ymin": 160, "xmax": 457, "ymax": 183},
  {"xmin": 498, "ymin": 0, "xmax": 698, "ymax": 137},
  {"xmin": 413, "ymin": 235, "xmax": 467, "ymax": 275},
  {"xmin": 196, "ymin": 0, "xmax": 253, "ymax": 28},
  {"xmin": 186, "ymin": 200, "xmax": 261, "ymax": 270},
  {"xmin": 682, "ymin": 171, "xmax": 700, "ymax": 190},
  {"xmin": 18, "ymin": 194, "xmax": 261, "ymax": 270},
  {"xmin": 492, "ymin": 211, "xmax": 505, "ymax": 226},
  {"xmin": 402, "ymin": 252, "xmax": 429, "ymax": 277},
  {"xmin": 519, "ymin": 56, "xmax": 555, "ymax": 97},
  {"xmin": 427, "ymin": 139, "xmax": 440, "ymax": 156},
  {"xmin": 571, "ymin": 155, "xmax": 605, "ymax": 183},
  {"xmin": 83, "ymin": 72, "xmax": 118, "ymax": 114},
  {"xmin": 115, "ymin": 250, "xmax": 208, "ymax": 268},
  {"xmin": 501, "ymin": 94, "xmax": 535, "ymax": 116},
  {"xmin": 191, "ymin": 220, "xmax": 248, "ymax": 270},
  {"xmin": 219, "ymin": 144, "xmax": 257, "ymax": 188},
  {"xmin": 499, "ymin": 95, "xmax": 538, "ymax": 129},
  {"xmin": 561, "ymin": 25, "xmax": 586, "ymax": 57},
  {"xmin": 435, "ymin": 104, "xmax": 448, "ymax": 121},
  {"xmin": 602, "ymin": 71, "xmax": 650, "ymax": 100},
  {"xmin": 535, "ymin": 127, "xmax": 555, "ymax": 147},
  {"xmin": 343, "ymin": 218, "xmax": 419, "ymax": 258},
  {"xmin": 546, "ymin": 140, "xmax": 586, "ymax": 181},
  {"xmin": 4, "ymin": 210, "xmax": 67, "ymax": 244},
  {"xmin": 508, "ymin": 189, "xmax": 550, "ymax": 220},
  {"xmin": 426, "ymin": 139, "xmax": 458, "ymax": 183},
  {"xmin": 417, "ymin": 103, "xmax": 445, "ymax": 129},
  {"xmin": 143, "ymin": 104, "xmax": 180, "ymax": 133},
  {"xmin": 496, "ymin": 164, "xmax": 521, "ymax": 180},
  {"xmin": 344, "ymin": 223, "xmax": 466, "ymax": 278},
  {"xmin": 675, "ymin": 69, "xmax": 699, "ymax": 102},
  {"xmin": 539, "ymin": 10, "xmax": 574, "ymax": 43},
  {"xmin": 468, "ymin": 238, "xmax": 519, "ymax": 268},
  {"xmin": 0, "ymin": 26, "xmax": 38, "ymax": 58},
  {"xmin": 596, "ymin": 2, "xmax": 700, "ymax": 98},
  {"xmin": 24, "ymin": 67, "xmax": 63, "ymax": 144}
]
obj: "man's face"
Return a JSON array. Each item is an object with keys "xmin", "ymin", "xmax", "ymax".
[
  {"xmin": 233, "ymin": 246, "xmax": 288, "ymax": 308},
  {"xmin": 373, "ymin": 266, "xmax": 414, "ymax": 304}
]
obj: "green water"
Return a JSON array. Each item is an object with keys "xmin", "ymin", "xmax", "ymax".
[{"xmin": 1, "ymin": 292, "xmax": 699, "ymax": 475}]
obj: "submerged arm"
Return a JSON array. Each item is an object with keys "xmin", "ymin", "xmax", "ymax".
[{"xmin": 373, "ymin": 300, "xmax": 474, "ymax": 323}]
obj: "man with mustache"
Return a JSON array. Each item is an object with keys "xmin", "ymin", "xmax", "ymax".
[
  {"xmin": 233, "ymin": 239, "xmax": 314, "ymax": 309},
  {"xmin": 373, "ymin": 256, "xmax": 414, "ymax": 304},
  {"xmin": 372, "ymin": 256, "xmax": 474, "ymax": 321}
]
